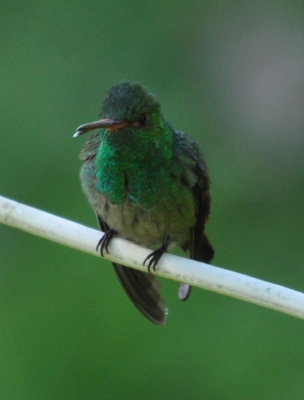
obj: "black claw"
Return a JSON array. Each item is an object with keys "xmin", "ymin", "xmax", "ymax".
[
  {"xmin": 143, "ymin": 244, "xmax": 168, "ymax": 273},
  {"xmin": 96, "ymin": 229, "xmax": 117, "ymax": 256}
]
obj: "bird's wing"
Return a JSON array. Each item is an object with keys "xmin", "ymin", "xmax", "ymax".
[
  {"xmin": 174, "ymin": 130, "xmax": 214, "ymax": 299},
  {"xmin": 79, "ymin": 132, "xmax": 101, "ymax": 161}
]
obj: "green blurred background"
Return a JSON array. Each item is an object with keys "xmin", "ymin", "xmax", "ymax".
[{"xmin": 1, "ymin": 0, "xmax": 304, "ymax": 399}]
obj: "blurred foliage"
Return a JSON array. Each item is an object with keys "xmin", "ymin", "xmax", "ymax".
[{"xmin": 1, "ymin": 0, "xmax": 304, "ymax": 399}]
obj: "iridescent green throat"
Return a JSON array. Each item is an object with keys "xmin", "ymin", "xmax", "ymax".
[{"xmin": 95, "ymin": 123, "xmax": 174, "ymax": 208}]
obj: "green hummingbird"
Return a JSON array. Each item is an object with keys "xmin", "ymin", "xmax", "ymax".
[{"xmin": 74, "ymin": 81, "xmax": 214, "ymax": 325}]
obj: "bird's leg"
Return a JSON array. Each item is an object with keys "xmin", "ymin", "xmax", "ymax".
[
  {"xmin": 96, "ymin": 229, "xmax": 117, "ymax": 256},
  {"xmin": 143, "ymin": 243, "xmax": 168, "ymax": 273}
]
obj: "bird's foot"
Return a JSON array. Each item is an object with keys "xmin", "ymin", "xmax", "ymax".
[
  {"xmin": 143, "ymin": 243, "xmax": 168, "ymax": 273},
  {"xmin": 96, "ymin": 229, "xmax": 117, "ymax": 256}
]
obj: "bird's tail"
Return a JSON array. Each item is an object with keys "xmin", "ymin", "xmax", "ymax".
[
  {"xmin": 113, "ymin": 263, "xmax": 167, "ymax": 325},
  {"xmin": 95, "ymin": 215, "xmax": 166, "ymax": 326}
]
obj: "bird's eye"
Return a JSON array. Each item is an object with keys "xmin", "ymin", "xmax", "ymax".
[{"xmin": 138, "ymin": 113, "xmax": 150, "ymax": 128}]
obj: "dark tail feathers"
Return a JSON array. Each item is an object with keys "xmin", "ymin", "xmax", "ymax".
[{"xmin": 113, "ymin": 263, "xmax": 166, "ymax": 325}]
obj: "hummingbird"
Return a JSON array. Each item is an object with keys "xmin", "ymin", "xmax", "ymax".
[{"xmin": 73, "ymin": 81, "xmax": 214, "ymax": 325}]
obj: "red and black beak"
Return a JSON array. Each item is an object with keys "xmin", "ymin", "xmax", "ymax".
[{"xmin": 73, "ymin": 118, "xmax": 134, "ymax": 137}]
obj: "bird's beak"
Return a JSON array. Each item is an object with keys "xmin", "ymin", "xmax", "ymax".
[{"xmin": 73, "ymin": 118, "xmax": 133, "ymax": 137}]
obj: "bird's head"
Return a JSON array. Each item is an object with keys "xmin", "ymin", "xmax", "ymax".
[{"xmin": 73, "ymin": 81, "xmax": 162, "ymax": 137}]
